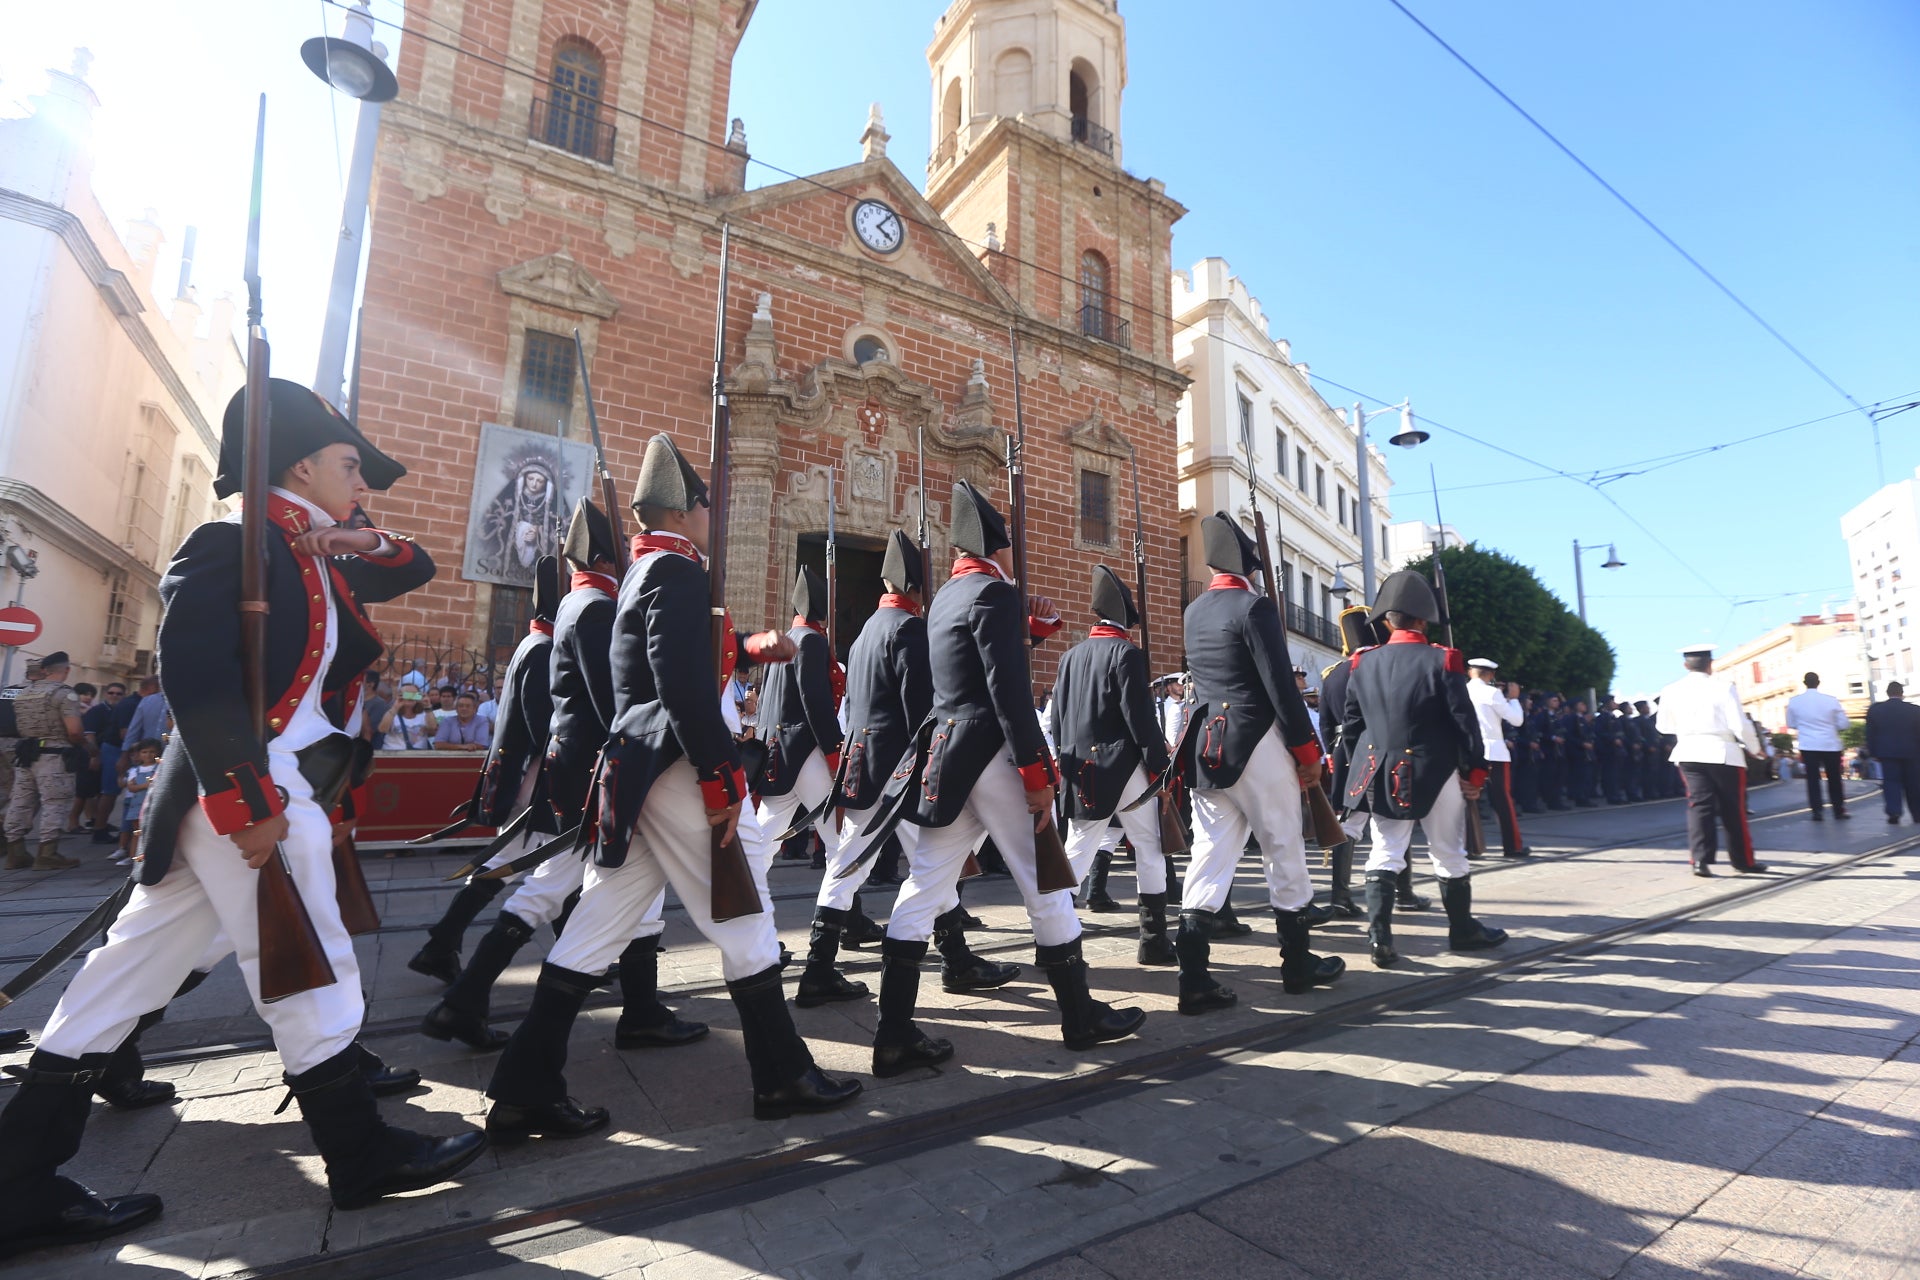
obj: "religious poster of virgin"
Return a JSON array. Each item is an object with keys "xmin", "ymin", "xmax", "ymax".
[{"xmin": 461, "ymin": 422, "xmax": 595, "ymax": 588}]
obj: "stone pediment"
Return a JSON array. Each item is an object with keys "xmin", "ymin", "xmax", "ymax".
[
  {"xmin": 1065, "ymin": 413, "xmax": 1132, "ymax": 457},
  {"xmin": 496, "ymin": 251, "xmax": 619, "ymax": 319}
]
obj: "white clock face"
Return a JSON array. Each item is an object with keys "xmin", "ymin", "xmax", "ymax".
[{"xmin": 852, "ymin": 199, "xmax": 904, "ymax": 254}]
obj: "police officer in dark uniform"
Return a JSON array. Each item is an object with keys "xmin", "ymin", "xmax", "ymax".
[
  {"xmin": 1538, "ymin": 693, "xmax": 1567, "ymax": 809},
  {"xmin": 1336, "ymin": 569, "xmax": 1508, "ymax": 968},
  {"xmin": 408, "ymin": 555, "xmax": 561, "ymax": 984},
  {"xmin": 1633, "ymin": 698, "xmax": 1663, "ymax": 797},
  {"xmin": 1595, "ymin": 696, "xmax": 1626, "ymax": 803},
  {"xmin": 1565, "ymin": 698, "xmax": 1598, "ymax": 806}
]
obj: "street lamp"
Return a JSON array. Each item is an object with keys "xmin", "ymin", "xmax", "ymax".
[
  {"xmin": 1347, "ymin": 400, "xmax": 1422, "ymax": 609},
  {"xmin": 1328, "ymin": 560, "xmax": 1363, "ymax": 604},
  {"xmin": 1573, "ymin": 538, "xmax": 1626, "ymax": 707},
  {"xmin": 304, "ymin": 1, "xmax": 397, "ymax": 412}
]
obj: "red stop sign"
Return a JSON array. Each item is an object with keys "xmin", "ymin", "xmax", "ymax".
[{"xmin": 0, "ymin": 606, "xmax": 44, "ymax": 648}]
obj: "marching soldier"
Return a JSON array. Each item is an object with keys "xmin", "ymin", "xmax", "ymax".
[
  {"xmin": 864, "ymin": 482, "xmax": 1141, "ymax": 1078},
  {"xmin": 1175, "ymin": 514, "xmax": 1342, "ymax": 1015},
  {"xmin": 1657, "ymin": 644, "xmax": 1763, "ymax": 876},
  {"xmin": 1338, "ymin": 569, "xmax": 1508, "ymax": 967},
  {"xmin": 1053, "ymin": 566, "xmax": 1176, "ymax": 965},
  {"xmin": 408, "ymin": 554, "xmax": 562, "ymax": 983},
  {"xmin": 753, "ymin": 567, "xmax": 844, "ymax": 880},
  {"xmin": 0, "ymin": 381, "xmax": 486, "ymax": 1257},
  {"xmin": 1466, "ymin": 658, "xmax": 1527, "ymax": 856},
  {"xmin": 484, "ymin": 435, "xmax": 859, "ymax": 1141},
  {"xmin": 798, "ymin": 530, "xmax": 1015, "ymax": 1010},
  {"xmin": 2, "ymin": 651, "xmax": 85, "ymax": 871},
  {"xmin": 1317, "ymin": 606, "xmax": 1379, "ymax": 917},
  {"xmin": 422, "ymin": 500, "xmax": 705, "ymax": 1055}
]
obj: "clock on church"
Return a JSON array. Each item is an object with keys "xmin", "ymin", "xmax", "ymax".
[{"xmin": 851, "ymin": 198, "xmax": 904, "ymax": 254}]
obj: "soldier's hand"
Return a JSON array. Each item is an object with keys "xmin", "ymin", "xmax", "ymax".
[
  {"xmin": 1025, "ymin": 783, "xmax": 1056, "ymax": 817},
  {"xmin": 291, "ymin": 527, "xmax": 384, "ymax": 559},
  {"xmin": 1029, "ymin": 594, "xmax": 1058, "ymax": 622},
  {"xmin": 744, "ymin": 631, "xmax": 797, "ymax": 664},
  {"xmin": 1294, "ymin": 757, "xmax": 1321, "ymax": 788},
  {"xmin": 706, "ymin": 799, "xmax": 742, "ymax": 848},
  {"xmin": 231, "ymin": 814, "xmax": 290, "ymax": 869},
  {"xmin": 1459, "ymin": 777, "xmax": 1483, "ymax": 801}
]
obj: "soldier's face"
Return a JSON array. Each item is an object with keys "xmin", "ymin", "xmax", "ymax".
[{"xmin": 288, "ymin": 444, "xmax": 370, "ymax": 522}]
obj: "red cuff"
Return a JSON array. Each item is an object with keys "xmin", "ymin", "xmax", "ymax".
[
  {"xmin": 823, "ymin": 751, "xmax": 841, "ymax": 776},
  {"xmin": 1289, "ymin": 740, "xmax": 1324, "ymax": 768},
  {"xmin": 699, "ymin": 763, "xmax": 749, "ymax": 810},
  {"xmin": 1029, "ymin": 614, "xmax": 1064, "ymax": 643},
  {"xmin": 1443, "ymin": 646, "xmax": 1466, "ymax": 675},
  {"xmin": 742, "ymin": 631, "xmax": 789, "ymax": 664},
  {"xmin": 1466, "ymin": 768, "xmax": 1488, "ymax": 789},
  {"xmin": 1017, "ymin": 759, "xmax": 1055, "ymax": 792},
  {"xmin": 357, "ymin": 531, "xmax": 416, "ymax": 567},
  {"xmin": 200, "ymin": 762, "xmax": 286, "ymax": 835}
]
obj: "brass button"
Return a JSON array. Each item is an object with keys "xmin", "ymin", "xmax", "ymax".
[
  {"xmin": 313, "ymin": 622, "xmax": 323, "ymax": 631},
  {"xmin": 300, "ymin": 674, "xmax": 312, "ymax": 683},
  {"xmin": 269, "ymin": 717, "xmax": 283, "ymax": 728}
]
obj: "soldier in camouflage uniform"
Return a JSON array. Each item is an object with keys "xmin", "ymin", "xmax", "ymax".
[{"xmin": 4, "ymin": 651, "xmax": 85, "ymax": 870}]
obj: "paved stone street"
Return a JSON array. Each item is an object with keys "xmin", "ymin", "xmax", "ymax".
[{"xmin": 3, "ymin": 780, "xmax": 1918, "ymax": 1278}]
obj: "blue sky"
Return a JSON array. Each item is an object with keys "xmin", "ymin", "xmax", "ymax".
[{"xmin": 6, "ymin": 1, "xmax": 1916, "ymax": 702}]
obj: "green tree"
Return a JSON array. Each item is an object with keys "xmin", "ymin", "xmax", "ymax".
[{"xmin": 1425, "ymin": 543, "xmax": 1616, "ymax": 694}]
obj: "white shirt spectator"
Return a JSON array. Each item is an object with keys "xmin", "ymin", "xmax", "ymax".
[
  {"xmin": 1468, "ymin": 679, "xmax": 1524, "ymax": 762},
  {"xmin": 1785, "ymin": 686, "xmax": 1849, "ymax": 753},
  {"xmin": 1656, "ymin": 671, "xmax": 1761, "ymax": 767}
]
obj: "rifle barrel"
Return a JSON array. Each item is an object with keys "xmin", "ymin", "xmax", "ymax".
[{"xmin": 574, "ymin": 328, "xmax": 627, "ymax": 571}]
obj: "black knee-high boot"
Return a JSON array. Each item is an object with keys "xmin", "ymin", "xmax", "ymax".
[
  {"xmin": 728, "ymin": 964, "xmax": 862, "ymax": 1120},
  {"xmin": 484, "ymin": 963, "xmax": 611, "ymax": 1144},
  {"xmin": 1396, "ymin": 865, "xmax": 1430, "ymax": 910},
  {"xmin": 843, "ymin": 891, "xmax": 887, "ymax": 948},
  {"xmin": 1366, "ymin": 872, "xmax": 1399, "ymax": 967},
  {"xmin": 409, "ymin": 878, "xmax": 505, "ymax": 984},
  {"xmin": 1174, "ymin": 910, "xmax": 1235, "ymax": 1013},
  {"xmin": 1208, "ymin": 897, "xmax": 1254, "ymax": 937},
  {"xmin": 794, "ymin": 908, "xmax": 871, "ymax": 1007},
  {"xmin": 95, "ymin": 1009, "xmax": 175, "ymax": 1110},
  {"xmin": 935, "ymin": 905, "xmax": 1020, "ymax": 993},
  {"xmin": 422, "ymin": 910, "xmax": 532, "ymax": 1050},
  {"xmin": 614, "ymin": 935, "xmax": 708, "ymax": 1048},
  {"xmin": 1083, "ymin": 848, "xmax": 1120, "ymax": 912},
  {"xmin": 289, "ymin": 1046, "xmax": 487, "ymax": 1209},
  {"xmin": 1038, "ymin": 938, "xmax": 1147, "ymax": 1048},
  {"xmin": 872, "ymin": 939, "xmax": 954, "ymax": 1078},
  {"xmin": 1136, "ymin": 892, "xmax": 1176, "ymax": 965},
  {"xmin": 1440, "ymin": 875, "xmax": 1509, "ymax": 951},
  {"xmin": 1327, "ymin": 840, "xmax": 1361, "ymax": 917},
  {"xmin": 1275, "ymin": 908, "xmax": 1346, "ymax": 994},
  {"xmin": 0, "ymin": 1051, "xmax": 161, "ymax": 1256}
]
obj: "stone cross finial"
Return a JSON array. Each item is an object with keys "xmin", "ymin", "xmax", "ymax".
[
  {"xmin": 984, "ymin": 222, "xmax": 1001, "ymax": 252},
  {"xmin": 860, "ymin": 102, "xmax": 890, "ymax": 161},
  {"xmin": 728, "ymin": 117, "xmax": 748, "ymax": 152}
]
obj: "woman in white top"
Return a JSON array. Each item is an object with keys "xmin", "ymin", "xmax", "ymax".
[{"xmin": 379, "ymin": 686, "xmax": 439, "ymax": 750}]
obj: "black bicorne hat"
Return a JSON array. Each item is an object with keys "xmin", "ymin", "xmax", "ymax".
[
  {"xmin": 632, "ymin": 433, "xmax": 709, "ymax": 513},
  {"xmin": 532, "ymin": 554, "xmax": 560, "ymax": 624},
  {"xmin": 1200, "ymin": 512, "xmax": 1261, "ymax": 576},
  {"xmin": 1336, "ymin": 604, "xmax": 1376, "ymax": 656},
  {"xmin": 1369, "ymin": 569, "xmax": 1444, "ymax": 626},
  {"xmin": 1090, "ymin": 565, "xmax": 1138, "ymax": 628},
  {"xmin": 881, "ymin": 529, "xmax": 924, "ymax": 593},
  {"xmin": 792, "ymin": 566, "xmax": 828, "ymax": 623},
  {"xmin": 950, "ymin": 481, "xmax": 1009, "ymax": 557},
  {"xmin": 562, "ymin": 497, "xmax": 617, "ymax": 569},
  {"xmin": 215, "ymin": 378, "xmax": 406, "ymax": 499}
]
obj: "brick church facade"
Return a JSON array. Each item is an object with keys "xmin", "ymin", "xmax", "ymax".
[{"xmin": 357, "ymin": 0, "xmax": 1188, "ymax": 690}]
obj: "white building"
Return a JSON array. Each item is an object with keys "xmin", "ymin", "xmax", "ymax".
[
  {"xmin": 1840, "ymin": 468, "xmax": 1920, "ymax": 696},
  {"xmin": 0, "ymin": 53, "xmax": 243, "ymax": 688},
  {"xmin": 1385, "ymin": 519, "xmax": 1465, "ymax": 573},
  {"xmin": 1171, "ymin": 257, "xmax": 1395, "ymax": 684},
  {"xmin": 1716, "ymin": 613, "xmax": 1868, "ymax": 733}
]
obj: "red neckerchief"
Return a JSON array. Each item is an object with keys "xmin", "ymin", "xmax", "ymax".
[
  {"xmin": 951, "ymin": 556, "xmax": 1007, "ymax": 581},
  {"xmin": 878, "ymin": 593, "xmax": 922, "ymax": 617},
  {"xmin": 792, "ymin": 615, "xmax": 827, "ymax": 637},
  {"xmin": 529, "ymin": 619, "xmax": 554, "ymax": 636},
  {"xmin": 1208, "ymin": 573, "xmax": 1253, "ymax": 592},
  {"xmin": 632, "ymin": 532, "xmax": 699, "ymax": 562},
  {"xmin": 1387, "ymin": 630, "xmax": 1430, "ymax": 645},
  {"xmin": 1089, "ymin": 624, "xmax": 1132, "ymax": 642},
  {"xmin": 571, "ymin": 571, "xmax": 618, "ymax": 595}
]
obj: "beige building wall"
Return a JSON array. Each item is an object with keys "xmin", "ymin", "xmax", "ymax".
[
  {"xmin": 1716, "ymin": 615, "xmax": 1869, "ymax": 735},
  {"xmin": 1171, "ymin": 257, "xmax": 1395, "ymax": 685},
  {"xmin": 0, "ymin": 55, "xmax": 242, "ymax": 689}
]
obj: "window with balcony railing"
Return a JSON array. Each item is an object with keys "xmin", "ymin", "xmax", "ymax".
[{"xmin": 1071, "ymin": 114, "xmax": 1114, "ymax": 157}]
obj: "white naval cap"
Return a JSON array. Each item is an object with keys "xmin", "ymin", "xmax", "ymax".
[
  {"xmin": 1678, "ymin": 643, "xmax": 1714, "ymax": 657},
  {"xmin": 1467, "ymin": 657, "xmax": 1499, "ymax": 670}
]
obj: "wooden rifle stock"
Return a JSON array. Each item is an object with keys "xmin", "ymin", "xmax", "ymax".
[
  {"xmin": 704, "ymin": 222, "xmax": 761, "ymax": 923},
  {"xmin": 239, "ymin": 97, "xmax": 336, "ymax": 1002},
  {"xmin": 1249, "ymin": 505, "xmax": 1344, "ymax": 850},
  {"xmin": 330, "ymin": 781, "xmax": 379, "ymax": 936}
]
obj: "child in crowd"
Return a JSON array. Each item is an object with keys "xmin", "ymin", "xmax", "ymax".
[{"xmin": 114, "ymin": 738, "xmax": 163, "ymax": 867}]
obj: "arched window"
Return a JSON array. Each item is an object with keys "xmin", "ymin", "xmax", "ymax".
[
  {"xmin": 937, "ymin": 78, "xmax": 962, "ymax": 164},
  {"xmin": 1069, "ymin": 59, "xmax": 1110, "ymax": 154},
  {"xmin": 540, "ymin": 40, "xmax": 612, "ymax": 162},
  {"xmin": 994, "ymin": 48, "xmax": 1032, "ymax": 117},
  {"xmin": 1079, "ymin": 249, "xmax": 1113, "ymax": 342}
]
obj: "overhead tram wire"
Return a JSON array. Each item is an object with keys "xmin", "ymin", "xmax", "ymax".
[{"xmin": 1383, "ymin": 0, "xmax": 1885, "ymax": 479}]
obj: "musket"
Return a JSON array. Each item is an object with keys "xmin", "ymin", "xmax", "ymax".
[
  {"xmin": 825, "ymin": 465, "xmax": 839, "ymax": 662},
  {"xmin": 1125, "ymin": 442, "xmax": 1187, "ymax": 855},
  {"xmin": 240, "ymin": 96, "xmax": 336, "ymax": 1002},
  {"xmin": 1430, "ymin": 466, "xmax": 1486, "ymax": 856},
  {"xmin": 573, "ymin": 328, "xmax": 628, "ymax": 573},
  {"xmin": 1248, "ymin": 485, "xmax": 1344, "ymax": 850},
  {"xmin": 705, "ymin": 223, "xmax": 762, "ymax": 922},
  {"xmin": 1005, "ymin": 324, "xmax": 1077, "ymax": 894}
]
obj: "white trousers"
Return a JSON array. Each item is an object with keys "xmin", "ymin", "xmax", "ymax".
[
  {"xmin": 1182, "ymin": 727, "xmax": 1311, "ymax": 914},
  {"xmin": 1365, "ymin": 773, "xmax": 1472, "ymax": 880},
  {"xmin": 1064, "ymin": 765, "xmax": 1167, "ymax": 895},
  {"xmin": 815, "ymin": 800, "xmax": 916, "ymax": 914},
  {"xmin": 496, "ymin": 846, "xmax": 667, "ymax": 942},
  {"xmin": 41, "ymin": 752, "xmax": 363, "ymax": 1074},
  {"xmin": 753, "ymin": 750, "xmax": 835, "ymax": 879},
  {"xmin": 547, "ymin": 761, "xmax": 781, "ymax": 981},
  {"xmin": 892, "ymin": 754, "xmax": 1081, "ymax": 947}
]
